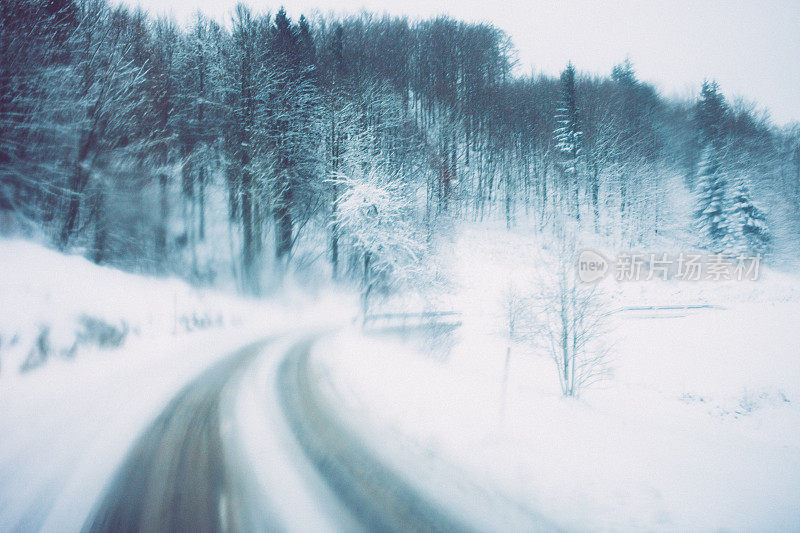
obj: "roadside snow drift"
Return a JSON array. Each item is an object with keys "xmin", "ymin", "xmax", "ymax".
[{"xmin": 314, "ymin": 223, "xmax": 800, "ymax": 532}]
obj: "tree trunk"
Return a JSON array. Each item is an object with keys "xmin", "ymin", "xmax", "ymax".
[
  {"xmin": 592, "ymin": 167, "xmax": 600, "ymax": 232},
  {"xmin": 361, "ymin": 252, "xmax": 372, "ymax": 319},
  {"xmin": 198, "ymin": 166, "xmax": 206, "ymax": 241},
  {"xmin": 331, "ymin": 193, "xmax": 340, "ymax": 280},
  {"xmin": 92, "ymin": 185, "xmax": 106, "ymax": 265},
  {"xmin": 240, "ymin": 159, "xmax": 256, "ymax": 294},
  {"xmin": 60, "ymin": 129, "xmax": 96, "ymax": 248},
  {"xmin": 156, "ymin": 172, "xmax": 168, "ymax": 266},
  {"xmin": 275, "ymin": 184, "xmax": 293, "ymax": 263},
  {"xmin": 60, "ymin": 162, "xmax": 89, "ymax": 248}
]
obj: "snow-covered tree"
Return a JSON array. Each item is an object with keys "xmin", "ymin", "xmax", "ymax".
[
  {"xmin": 728, "ymin": 178, "xmax": 770, "ymax": 254},
  {"xmin": 269, "ymin": 7, "xmax": 321, "ymax": 266},
  {"xmin": 695, "ymin": 80, "xmax": 727, "ymax": 150},
  {"xmin": 2, "ymin": 1, "xmax": 796, "ymax": 292},
  {"xmin": 694, "ymin": 146, "xmax": 730, "ymax": 249},
  {"xmin": 332, "ymin": 165, "xmax": 425, "ymax": 316},
  {"xmin": 554, "ymin": 62, "xmax": 582, "ymax": 221}
]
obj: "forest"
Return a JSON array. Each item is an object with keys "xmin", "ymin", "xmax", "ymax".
[
  {"xmin": 3, "ymin": 4, "xmax": 800, "ymax": 528},
  {"xmin": 2, "ymin": 0, "xmax": 799, "ymax": 300}
]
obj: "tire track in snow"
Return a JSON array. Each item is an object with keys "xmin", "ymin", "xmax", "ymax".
[
  {"xmin": 277, "ymin": 337, "xmax": 475, "ymax": 533},
  {"xmin": 84, "ymin": 340, "xmax": 269, "ymax": 533}
]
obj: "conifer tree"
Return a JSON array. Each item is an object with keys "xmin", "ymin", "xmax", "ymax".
[
  {"xmin": 695, "ymin": 80, "xmax": 727, "ymax": 150},
  {"xmin": 694, "ymin": 146, "xmax": 730, "ymax": 249},
  {"xmin": 728, "ymin": 178, "xmax": 770, "ymax": 254},
  {"xmin": 554, "ymin": 62, "xmax": 582, "ymax": 221}
]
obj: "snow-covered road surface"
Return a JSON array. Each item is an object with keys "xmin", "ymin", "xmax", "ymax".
[
  {"xmin": 277, "ymin": 338, "xmax": 474, "ymax": 533},
  {"xmin": 85, "ymin": 340, "xmax": 268, "ymax": 532},
  {"xmin": 71, "ymin": 332, "xmax": 537, "ymax": 533}
]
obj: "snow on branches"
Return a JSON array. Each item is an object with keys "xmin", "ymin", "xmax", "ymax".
[{"xmin": 331, "ymin": 165, "xmax": 426, "ymax": 314}]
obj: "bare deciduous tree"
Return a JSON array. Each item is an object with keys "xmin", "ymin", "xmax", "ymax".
[{"xmin": 533, "ymin": 232, "xmax": 610, "ymax": 397}]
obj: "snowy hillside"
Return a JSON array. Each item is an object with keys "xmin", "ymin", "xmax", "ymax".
[{"xmin": 0, "ymin": 238, "xmax": 265, "ymax": 378}]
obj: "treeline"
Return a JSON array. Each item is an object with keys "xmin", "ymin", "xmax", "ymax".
[{"xmin": 1, "ymin": 0, "xmax": 798, "ymax": 295}]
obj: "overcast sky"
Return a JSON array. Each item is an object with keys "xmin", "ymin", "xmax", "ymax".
[{"xmin": 119, "ymin": 0, "xmax": 800, "ymax": 126}]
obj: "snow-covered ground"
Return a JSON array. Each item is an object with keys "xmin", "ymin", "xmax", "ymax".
[
  {"xmin": 3, "ymin": 227, "xmax": 800, "ymax": 531},
  {"xmin": 0, "ymin": 239, "xmax": 260, "ymax": 377},
  {"xmin": 0, "ymin": 238, "xmax": 354, "ymax": 531},
  {"xmin": 314, "ymin": 221, "xmax": 800, "ymax": 531}
]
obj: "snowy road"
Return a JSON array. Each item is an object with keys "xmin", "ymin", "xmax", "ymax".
[
  {"xmin": 85, "ymin": 341, "xmax": 268, "ymax": 533},
  {"xmin": 82, "ymin": 335, "xmax": 475, "ymax": 533},
  {"xmin": 278, "ymin": 338, "xmax": 473, "ymax": 533}
]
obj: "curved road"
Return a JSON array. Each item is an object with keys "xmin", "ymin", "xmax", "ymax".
[
  {"xmin": 84, "ymin": 336, "xmax": 478, "ymax": 533},
  {"xmin": 278, "ymin": 339, "xmax": 472, "ymax": 533},
  {"xmin": 85, "ymin": 341, "xmax": 268, "ymax": 533}
]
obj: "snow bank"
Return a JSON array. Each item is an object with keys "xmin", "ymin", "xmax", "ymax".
[{"xmin": 0, "ymin": 239, "xmax": 257, "ymax": 376}]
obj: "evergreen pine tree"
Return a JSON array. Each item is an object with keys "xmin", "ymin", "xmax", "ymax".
[
  {"xmin": 689, "ymin": 80, "xmax": 729, "ymax": 191},
  {"xmin": 297, "ymin": 15, "xmax": 316, "ymax": 68},
  {"xmin": 728, "ymin": 179, "xmax": 770, "ymax": 254},
  {"xmin": 554, "ymin": 62, "xmax": 582, "ymax": 221},
  {"xmin": 694, "ymin": 146, "xmax": 730, "ymax": 249},
  {"xmin": 695, "ymin": 80, "xmax": 727, "ymax": 150}
]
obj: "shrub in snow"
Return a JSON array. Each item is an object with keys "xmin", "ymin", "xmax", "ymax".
[
  {"xmin": 19, "ymin": 326, "xmax": 52, "ymax": 373},
  {"xmin": 18, "ymin": 317, "xmax": 130, "ymax": 373},
  {"xmin": 502, "ymin": 283, "xmax": 531, "ymax": 343},
  {"xmin": 0, "ymin": 240, "xmax": 260, "ymax": 376}
]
